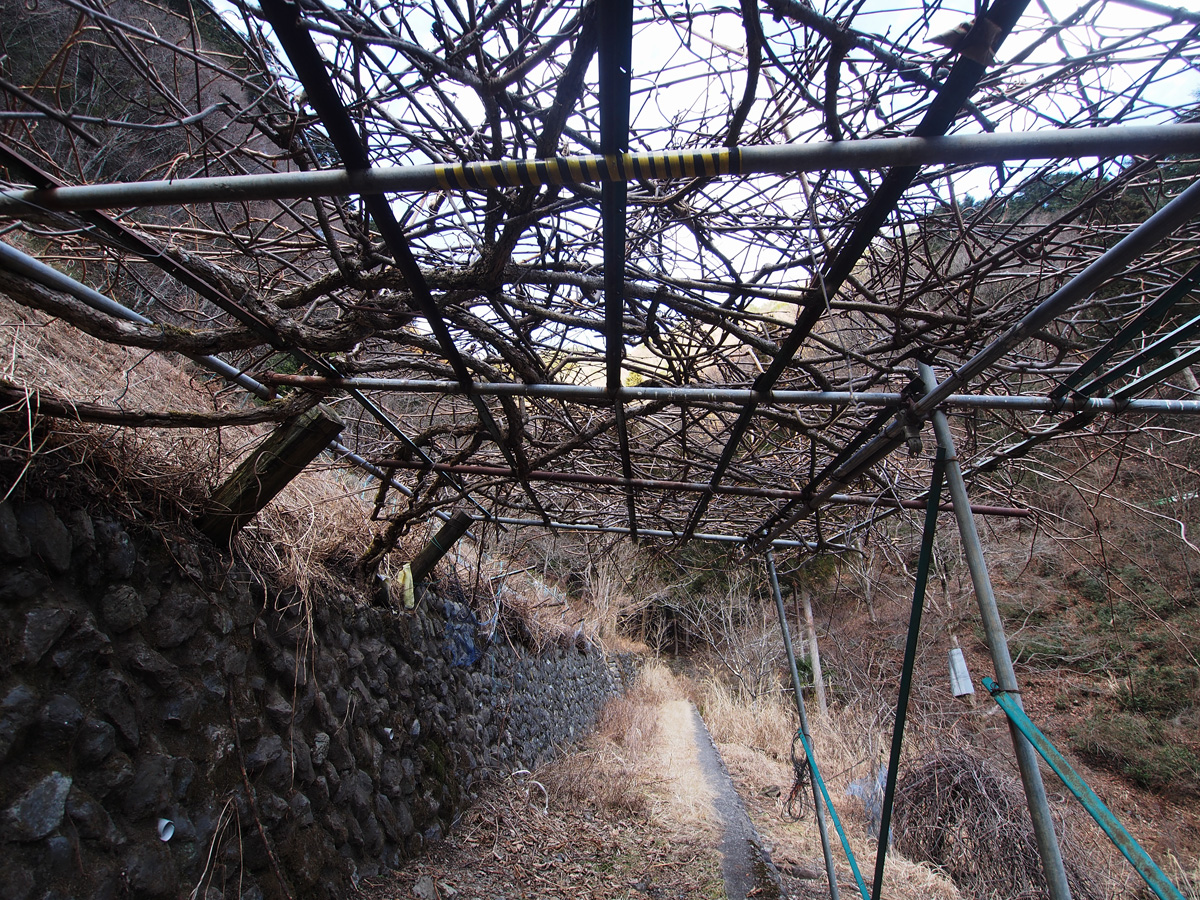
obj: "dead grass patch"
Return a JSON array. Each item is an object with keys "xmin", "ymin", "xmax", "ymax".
[
  {"xmin": 539, "ymin": 662, "xmax": 678, "ymax": 816},
  {"xmin": 696, "ymin": 674, "xmax": 797, "ymax": 758},
  {"xmin": 1, "ymin": 293, "xmax": 401, "ymax": 600}
]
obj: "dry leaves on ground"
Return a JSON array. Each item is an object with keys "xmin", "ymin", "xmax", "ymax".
[{"xmin": 362, "ymin": 664, "xmax": 725, "ymax": 900}]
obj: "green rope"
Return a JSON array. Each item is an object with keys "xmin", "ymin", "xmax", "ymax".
[{"xmin": 794, "ymin": 727, "xmax": 872, "ymax": 900}]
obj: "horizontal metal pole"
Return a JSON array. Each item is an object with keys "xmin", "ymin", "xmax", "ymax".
[
  {"xmin": 378, "ymin": 458, "xmax": 1029, "ymax": 515},
  {"xmin": 2, "ymin": 125, "xmax": 1199, "ymax": 213},
  {"xmin": 983, "ymin": 677, "xmax": 1186, "ymax": 900},
  {"xmin": 266, "ymin": 374, "xmax": 1200, "ymax": 414},
  {"xmin": 479, "ymin": 515, "xmax": 844, "ymax": 550}
]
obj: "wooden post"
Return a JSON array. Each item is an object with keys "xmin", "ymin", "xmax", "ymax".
[
  {"xmin": 198, "ymin": 404, "xmax": 344, "ymax": 545},
  {"xmin": 410, "ymin": 510, "xmax": 473, "ymax": 583},
  {"xmin": 793, "ymin": 588, "xmax": 809, "ymax": 669},
  {"xmin": 802, "ymin": 589, "xmax": 828, "ymax": 715}
]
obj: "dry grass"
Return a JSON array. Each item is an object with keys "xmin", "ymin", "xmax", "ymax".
[
  {"xmin": 438, "ymin": 529, "xmax": 655, "ymax": 655},
  {"xmin": 538, "ymin": 661, "xmax": 729, "ymax": 841},
  {"xmin": 1, "ymin": 294, "xmax": 397, "ymax": 600},
  {"xmin": 1168, "ymin": 854, "xmax": 1200, "ymax": 900},
  {"xmin": 694, "ymin": 672, "xmax": 798, "ymax": 759},
  {"xmin": 538, "ymin": 662, "xmax": 682, "ymax": 815},
  {"xmin": 692, "ymin": 671, "xmax": 965, "ymax": 900},
  {"xmin": 539, "ymin": 665, "xmax": 673, "ymax": 816}
]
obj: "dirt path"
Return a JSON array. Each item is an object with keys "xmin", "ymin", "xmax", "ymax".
[
  {"xmin": 652, "ymin": 700, "xmax": 720, "ymax": 832},
  {"xmin": 646, "ymin": 699, "xmax": 786, "ymax": 898},
  {"xmin": 363, "ymin": 691, "xmax": 790, "ymax": 900}
]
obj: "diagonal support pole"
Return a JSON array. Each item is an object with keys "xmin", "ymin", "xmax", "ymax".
[
  {"xmin": 919, "ymin": 362, "xmax": 1073, "ymax": 900},
  {"xmin": 767, "ymin": 550, "xmax": 841, "ymax": 900},
  {"xmin": 871, "ymin": 447, "xmax": 946, "ymax": 900},
  {"xmin": 983, "ymin": 677, "xmax": 1186, "ymax": 900}
]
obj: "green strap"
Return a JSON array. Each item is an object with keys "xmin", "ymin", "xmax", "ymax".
[{"xmin": 794, "ymin": 728, "xmax": 872, "ymax": 900}]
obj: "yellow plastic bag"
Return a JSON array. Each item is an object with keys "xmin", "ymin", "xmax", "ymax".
[{"xmin": 396, "ymin": 562, "xmax": 415, "ymax": 609}]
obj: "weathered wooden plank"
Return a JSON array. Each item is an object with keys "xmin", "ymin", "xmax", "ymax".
[
  {"xmin": 410, "ymin": 510, "xmax": 473, "ymax": 583},
  {"xmin": 198, "ymin": 404, "xmax": 344, "ymax": 544}
]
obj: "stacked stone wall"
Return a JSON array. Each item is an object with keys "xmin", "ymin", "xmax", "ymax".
[{"xmin": 0, "ymin": 497, "xmax": 636, "ymax": 899}]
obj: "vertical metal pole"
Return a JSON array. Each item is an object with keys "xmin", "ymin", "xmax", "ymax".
[
  {"xmin": 767, "ymin": 551, "xmax": 841, "ymax": 900},
  {"xmin": 918, "ymin": 363, "xmax": 1073, "ymax": 900},
  {"xmin": 871, "ymin": 449, "xmax": 946, "ymax": 900}
]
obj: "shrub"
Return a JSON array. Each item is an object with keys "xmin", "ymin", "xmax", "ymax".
[
  {"xmin": 893, "ymin": 751, "xmax": 1102, "ymax": 900},
  {"xmin": 1066, "ymin": 569, "xmax": 1107, "ymax": 604},
  {"xmin": 1070, "ymin": 713, "xmax": 1200, "ymax": 793},
  {"xmin": 1117, "ymin": 666, "xmax": 1199, "ymax": 716}
]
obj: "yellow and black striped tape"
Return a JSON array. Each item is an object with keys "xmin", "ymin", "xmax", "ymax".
[{"xmin": 433, "ymin": 148, "xmax": 741, "ymax": 191}]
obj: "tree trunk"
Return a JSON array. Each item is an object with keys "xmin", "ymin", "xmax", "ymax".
[{"xmin": 802, "ymin": 589, "xmax": 827, "ymax": 715}]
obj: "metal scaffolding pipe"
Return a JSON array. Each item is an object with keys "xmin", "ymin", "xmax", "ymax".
[
  {"xmin": 744, "ymin": 172, "xmax": 1200, "ymax": 551},
  {"xmin": 376, "ymin": 458, "xmax": 1029, "ymax": 515},
  {"xmin": 597, "ymin": 0, "xmax": 638, "ymax": 539},
  {"xmin": 485, "ymin": 516, "xmax": 844, "ymax": 550},
  {"xmin": 916, "ymin": 175, "xmax": 1200, "ymax": 417},
  {"xmin": 920, "ymin": 363, "xmax": 1073, "ymax": 900},
  {"xmin": 767, "ymin": 550, "xmax": 841, "ymax": 900},
  {"xmin": 266, "ymin": 374, "xmax": 1200, "ymax": 414},
  {"xmin": 1052, "ymin": 260, "xmax": 1200, "ymax": 401},
  {"xmin": 2, "ymin": 125, "xmax": 1198, "ymax": 214}
]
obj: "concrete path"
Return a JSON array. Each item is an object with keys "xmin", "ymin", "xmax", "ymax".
[{"xmin": 658, "ymin": 700, "xmax": 785, "ymax": 900}]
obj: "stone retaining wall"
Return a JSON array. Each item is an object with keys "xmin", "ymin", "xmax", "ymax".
[{"xmin": 0, "ymin": 497, "xmax": 636, "ymax": 899}]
